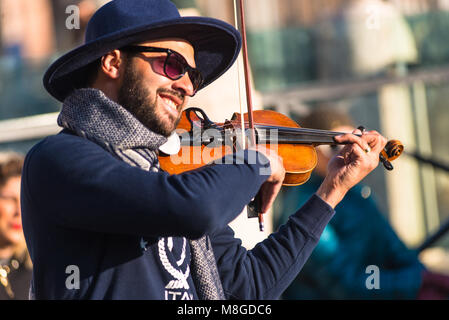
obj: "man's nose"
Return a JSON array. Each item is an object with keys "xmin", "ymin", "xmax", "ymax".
[{"xmin": 172, "ymin": 73, "xmax": 195, "ymax": 97}]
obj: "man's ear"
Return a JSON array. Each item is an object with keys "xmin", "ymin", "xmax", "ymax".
[{"xmin": 100, "ymin": 50, "xmax": 125, "ymax": 80}]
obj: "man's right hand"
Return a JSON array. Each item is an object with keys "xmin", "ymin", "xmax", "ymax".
[{"xmin": 251, "ymin": 146, "xmax": 285, "ymax": 214}]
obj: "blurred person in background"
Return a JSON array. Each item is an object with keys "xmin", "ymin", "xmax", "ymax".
[
  {"xmin": 0, "ymin": 0, "xmax": 54, "ymax": 64},
  {"xmin": 275, "ymin": 107, "xmax": 449, "ymax": 299},
  {"xmin": 0, "ymin": 152, "xmax": 32, "ymax": 300}
]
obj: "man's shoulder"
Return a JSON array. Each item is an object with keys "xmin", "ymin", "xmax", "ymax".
[
  {"xmin": 31, "ymin": 129, "xmax": 91, "ymax": 151},
  {"xmin": 24, "ymin": 129, "xmax": 107, "ymax": 171},
  {"xmin": 29, "ymin": 129, "xmax": 102, "ymax": 155}
]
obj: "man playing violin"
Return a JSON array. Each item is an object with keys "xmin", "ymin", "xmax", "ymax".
[{"xmin": 21, "ymin": 0, "xmax": 386, "ymax": 300}]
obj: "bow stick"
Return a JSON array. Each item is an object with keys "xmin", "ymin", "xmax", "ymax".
[{"xmin": 235, "ymin": 0, "xmax": 265, "ymax": 231}]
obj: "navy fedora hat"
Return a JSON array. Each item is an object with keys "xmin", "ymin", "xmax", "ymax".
[{"xmin": 43, "ymin": 0, "xmax": 242, "ymax": 102}]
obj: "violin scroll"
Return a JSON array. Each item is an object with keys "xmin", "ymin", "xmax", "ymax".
[
  {"xmin": 383, "ymin": 140, "xmax": 404, "ymax": 161},
  {"xmin": 379, "ymin": 140, "xmax": 404, "ymax": 171}
]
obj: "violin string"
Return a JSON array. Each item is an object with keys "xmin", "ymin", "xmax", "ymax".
[
  {"xmin": 235, "ymin": 120, "xmax": 364, "ymax": 136},
  {"xmin": 205, "ymin": 122, "xmax": 346, "ymax": 137},
  {"xmin": 210, "ymin": 121, "xmax": 333, "ymax": 133},
  {"xmin": 197, "ymin": 121, "xmax": 365, "ymax": 148},
  {"xmin": 251, "ymin": 123, "xmax": 346, "ymax": 137}
]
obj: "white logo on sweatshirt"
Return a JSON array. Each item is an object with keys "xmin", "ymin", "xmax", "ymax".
[{"xmin": 158, "ymin": 237, "xmax": 193, "ymax": 300}]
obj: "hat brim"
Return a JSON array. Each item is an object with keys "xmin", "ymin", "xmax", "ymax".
[{"xmin": 44, "ymin": 16, "xmax": 242, "ymax": 102}]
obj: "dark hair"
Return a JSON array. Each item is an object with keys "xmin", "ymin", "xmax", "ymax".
[
  {"xmin": 80, "ymin": 58, "xmax": 102, "ymax": 88},
  {"xmin": 76, "ymin": 51, "xmax": 131, "ymax": 89},
  {"xmin": 0, "ymin": 153, "xmax": 24, "ymax": 187}
]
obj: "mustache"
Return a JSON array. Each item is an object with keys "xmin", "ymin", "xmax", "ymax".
[{"xmin": 157, "ymin": 88, "xmax": 185, "ymax": 105}]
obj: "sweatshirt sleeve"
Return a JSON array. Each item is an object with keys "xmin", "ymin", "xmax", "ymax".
[
  {"xmin": 22, "ymin": 132, "xmax": 270, "ymax": 239},
  {"xmin": 210, "ymin": 194, "xmax": 335, "ymax": 300}
]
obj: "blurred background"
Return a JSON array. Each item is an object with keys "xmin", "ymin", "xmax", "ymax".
[{"xmin": 0, "ymin": 0, "xmax": 448, "ymax": 286}]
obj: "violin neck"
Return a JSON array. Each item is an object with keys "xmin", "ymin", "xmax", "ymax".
[
  {"xmin": 255, "ymin": 125, "xmax": 347, "ymax": 145},
  {"xmin": 179, "ymin": 122, "xmax": 355, "ymax": 147}
]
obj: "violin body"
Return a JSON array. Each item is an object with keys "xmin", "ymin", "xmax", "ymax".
[{"xmin": 159, "ymin": 108, "xmax": 318, "ymax": 186}]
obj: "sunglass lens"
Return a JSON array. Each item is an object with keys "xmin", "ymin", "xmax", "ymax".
[
  {"xmin": 152, "ymin": 57, "xmax": 166, "ymax": 75},
  {"xmin": 164, "ymin": 54, "xmax": 185, "ymax": 79},
  {"xmin": 165, "ymin": 52, "xmax": 203, "ymax": 94}
]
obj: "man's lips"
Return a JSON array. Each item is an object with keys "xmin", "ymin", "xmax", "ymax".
[
  {"xmin": 159, "ymin": 92, "xmax": 183, "ymax": 106},
  {"xmin": 159, "ymin": 92, "xmax": 183, "ymax": 115}
]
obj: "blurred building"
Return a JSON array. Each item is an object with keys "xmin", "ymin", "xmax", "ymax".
[{"xmin": 0, "ymin": 0, "xmax": 55, "ymax": 64}]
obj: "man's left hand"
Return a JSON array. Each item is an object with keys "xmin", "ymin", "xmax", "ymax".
[{"xmin": 316, "ymin": 129, "xmax": 387, "ymax": 208}]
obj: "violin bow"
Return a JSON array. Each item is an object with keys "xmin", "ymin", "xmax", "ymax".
[
  {"xmin": 236, "ymin": 0, "xmax": 256, "ymax": 146},
  {"xmin": 235, "ymin": 0, "xmax": 265, "ymax": 231}
]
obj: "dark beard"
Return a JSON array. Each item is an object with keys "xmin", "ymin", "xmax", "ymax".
[{"xmin": 117, "ymin": 58, "xmax": 182, "ymax": 137}]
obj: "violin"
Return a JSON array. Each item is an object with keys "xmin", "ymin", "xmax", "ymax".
[{"xmin": 158, "ymin": 107, "xmax": 404, "ymax": 186}]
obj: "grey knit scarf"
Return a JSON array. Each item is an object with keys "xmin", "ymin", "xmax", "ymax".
[{"xmin": 59, "ymin": 88, "xmax": 225, "ymax": 300}]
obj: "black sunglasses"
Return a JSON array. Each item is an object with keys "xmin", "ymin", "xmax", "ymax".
[{"xmin": 120, "ymin": 45, "xmax": 203, "ymax": 96}]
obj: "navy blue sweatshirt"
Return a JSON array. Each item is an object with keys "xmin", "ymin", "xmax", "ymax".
[{"xmin": 21, "ymin": 129, "xmax": 335, "ymax": 300}]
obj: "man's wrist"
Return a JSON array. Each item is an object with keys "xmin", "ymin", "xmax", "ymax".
[{"xmin": 315, "ymin": 177, "xmax": 348, "ymax": 209}]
